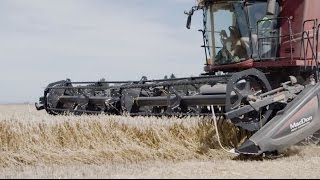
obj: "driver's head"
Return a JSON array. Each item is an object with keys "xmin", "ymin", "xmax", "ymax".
[
  {"xmin": 229, "ymin": 26, "xmax": 240, "ymax": 39},
  {"xmin": 220, "ymin": 30, "xmax": 228, "ymax": 38},
  {"xmin": 220, "ymin": 30, "xmax": 228, "ymax": 45}
]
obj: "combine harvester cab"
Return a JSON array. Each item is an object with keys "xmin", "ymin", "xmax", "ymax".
[{"xmin": 36, "ymin": 0, "xmax": 320, "ymax": 157}]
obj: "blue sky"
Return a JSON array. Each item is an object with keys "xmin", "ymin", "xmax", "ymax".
[{"xmin": 0, "ymin": 0, "xmax": 205, "ymax": 104}]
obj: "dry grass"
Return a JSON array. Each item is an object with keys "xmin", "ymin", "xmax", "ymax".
[
  {"xmin": 1, "ymin": 104, "xmax": 320, "ymax": 179},
  {"xmin": 0, "ymin": 104, "xmax": 243, "ymax": 167}
]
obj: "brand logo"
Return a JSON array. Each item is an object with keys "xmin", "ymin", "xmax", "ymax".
[{"xmin": 290, "ymin": 116, "xmax": 313, "ymax": 132}]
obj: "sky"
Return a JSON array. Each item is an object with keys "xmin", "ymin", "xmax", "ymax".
[{"xmin": 0, "ymin": 0, "xmax": 206, "ymax": 104}]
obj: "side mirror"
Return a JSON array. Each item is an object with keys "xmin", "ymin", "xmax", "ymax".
[
  {"xmin": 186, "ymin": 14, "xmax": 192, "ymax": 29},
  {"xmin": 184, "ymin": 6, "xmax": 201, "ymax": 30}
]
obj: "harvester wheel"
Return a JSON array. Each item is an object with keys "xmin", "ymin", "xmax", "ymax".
[{"xmin": 225, "ymin": 68, "xmax": 273, "ymax": 131}]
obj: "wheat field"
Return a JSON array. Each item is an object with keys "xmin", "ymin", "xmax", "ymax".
[{"xmin": 0, "ymin": 104, "xmax": 320, "ymax": 179}]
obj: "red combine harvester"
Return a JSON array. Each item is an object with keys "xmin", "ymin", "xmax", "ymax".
[{"xmin": 36, "ymin": 0, "xmax": 320, "ymax": 156}]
